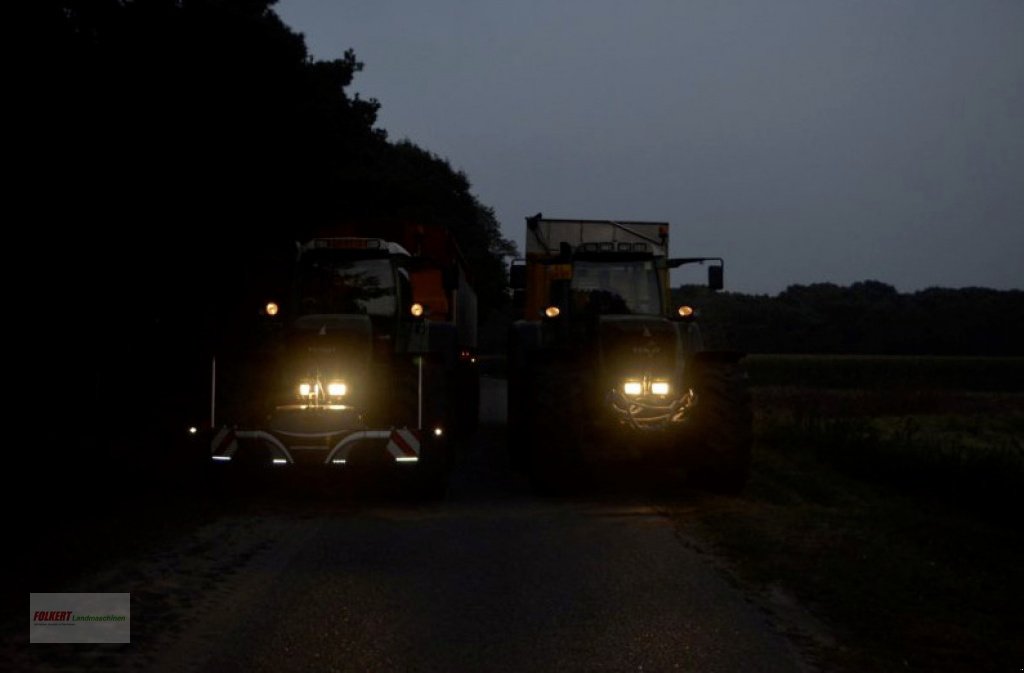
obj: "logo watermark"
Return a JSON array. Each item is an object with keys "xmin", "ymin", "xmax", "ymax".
[{"xmin": 30, "ymin": 593, "xmax": 130, "ymax": 643}]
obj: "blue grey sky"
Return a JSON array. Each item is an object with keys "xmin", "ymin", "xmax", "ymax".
[{"xmin": 277, "ymin": 0, "xmax": 1023, "ymax": 294}]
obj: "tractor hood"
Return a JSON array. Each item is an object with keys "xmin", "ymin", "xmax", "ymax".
[
  {"xmin": 597, "ymin": 315, "xmax": 678, "ymax": 381},
  {"xmin": 283, "ymin": 314, "xmax": 374, "ymax": 400}
]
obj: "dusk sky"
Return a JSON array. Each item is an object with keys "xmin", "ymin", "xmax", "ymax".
[{"xmin": 276, "ymin": 1, "xmax": 1023, "ymax": 295}]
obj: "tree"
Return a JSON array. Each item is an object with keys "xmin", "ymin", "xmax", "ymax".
[
  {"xmin": 675, "ymin": 280, "xmax": 1024, "ymax": 355},
  {"xmin": 20, "ymin": 0, "xmax": 516, "ymax": 468}
]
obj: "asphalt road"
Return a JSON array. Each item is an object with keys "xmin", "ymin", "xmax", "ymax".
[{"xmin": 17, "ymin": 378, "xmax": 808, "ymax": 672}]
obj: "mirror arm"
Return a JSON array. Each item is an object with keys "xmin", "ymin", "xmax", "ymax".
[{"xmin": 667, "ymin": 256, "xmax": 723, "ymax": 269}]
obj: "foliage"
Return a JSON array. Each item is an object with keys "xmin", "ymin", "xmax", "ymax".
[
  {"xmin": 26, "ymin": 0, "xmax": 514, "ymax": 335},
  {"xmin": 744, "ymin": 354, "xmax": 1024, "ymax": 391},
  {"xmin": 747, "ymin": 354, "xmax": 1024, "ymax": 509},
  {"xmin": 725, "ymin": 357, "xmax": 1024, "ymax": 670},
  {"xmin": 674, "ymin": 281, "xmax": 1024, "ymax": 355},
  {"xmin": 20, "ymin": 0, "xmax": 515, "ymax": 464}
]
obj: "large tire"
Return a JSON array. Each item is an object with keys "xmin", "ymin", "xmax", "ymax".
[
  {"xmin": 507, "ymin": 324, "xmax": 582, "ymax": 493},
  {"xmin": 455, "ymin": 361, "xmax": 480, "ymax": 440},
  {"xmin": 506, "ymin": 326, "xmax": 533, "ymax": 472},
  {"xmin": 506, "ymin": 367, "xmax": 530, "ymax": 472},
  {"xmin": 411, "ymin": 434, "xmax": 451, "ymax": 501},
  {"xmin": 521, "ymin": 363, "xmax": 583, "ymax": 494},
  {"xmin": 691, "ymin": 362, "xmax": 753, "ymax": 493}
]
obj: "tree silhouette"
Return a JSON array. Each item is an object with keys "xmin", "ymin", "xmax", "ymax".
[
  {"xmin": 673, "ymin": 282, "xmax": 1024, "ymax": 355},
  {"xmin": 21, "ymin": 0, "xmax": 515, "ymax": 471}
]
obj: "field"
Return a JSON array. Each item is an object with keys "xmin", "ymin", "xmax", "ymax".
[
  {"xmin": 746, "ymin": 355, "xmax": 1024, "ymax": 507},
  {"xmin": 670, "ymin": 354, "xmax": 1024, "ymax": 672}
]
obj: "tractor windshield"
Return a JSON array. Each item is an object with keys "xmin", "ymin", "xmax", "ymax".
[
  {"xmin": 296, "ymin": 253, "xmax": 397, "ymax": 318},
  {"xmin": 571, "ymin": 260, "xmax": 662, "ymax": 316}
]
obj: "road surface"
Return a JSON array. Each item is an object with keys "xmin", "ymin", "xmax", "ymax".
[{"xmin": 15, "ymin": 378, "xmax": 809, "ymax": 672}]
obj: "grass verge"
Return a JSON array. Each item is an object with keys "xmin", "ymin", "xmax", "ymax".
[{"xmin": 670, "ymin": 376, "xmax": 1024, "ymax": 672}]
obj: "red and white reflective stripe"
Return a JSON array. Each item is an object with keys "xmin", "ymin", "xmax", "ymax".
[
  {"xmin": 211, "ymin": 427, "xmax": 238, "ymax": 457},
  {"xmin": 386, "ymin": 428, "xmax": 420, "ymax": 459}
]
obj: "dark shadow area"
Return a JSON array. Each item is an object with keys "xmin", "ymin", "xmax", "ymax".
[{"xmin": 16, "ymin": 1, "xmax": 517, "ymax": 584}]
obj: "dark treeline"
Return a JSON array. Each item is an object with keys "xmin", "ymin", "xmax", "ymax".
[
  {"xmin": 673, "ymin": 281, "xmax": 1024, "ymax": 356},
  {"xmin": 29, "ymin": 0, "xmax": 514, "ymax": 329},
  {"xmin": 20, "ymin": 1, "xmax": 513, "ymax": 466}
]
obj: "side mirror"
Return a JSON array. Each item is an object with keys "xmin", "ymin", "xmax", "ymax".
[
  {"xmin": 708, "ymin": 265, "xmax": 724, "ymax": 291},
  {"xmin": 509, "ymin": 262, "xmax": 526, "ymax": 290},
  {"xmin": 667, "ymin": 256, "xmax": 725, "ymax": 290}
]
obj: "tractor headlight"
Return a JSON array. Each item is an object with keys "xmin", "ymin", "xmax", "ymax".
[
  {"xmin": 651, "ymin": 381, "xmax": 671, "ymax": 396},
  {"xmin": 298, "ymin": 383, "xmax": 313, "ymax": 397},
  {"xmin": 623, "ymin": 381, "xmax": 643, "ymax": 396},
  {"xmin": 327, "ymin": 382, "xmax": 347, "ymax": 397}
]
